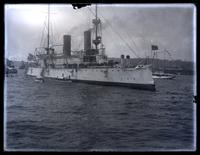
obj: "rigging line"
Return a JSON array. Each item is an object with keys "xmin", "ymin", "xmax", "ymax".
[
  {"xmin": 137, "ymin": 10, "xmax": 152, "ymax": 58},
  {"xmin": 125, "ymin": 32, "xmax": 141, "ymax": 55},
  {"xmin": 50, "ymin": 18, "xmax": 56, "ymax": 47},
  {"xmin": 100, "ymin": 6, "xmax": 141, "ymax": 58},
  {"xmin": 88, "ymin": 7, "xmax": 117, "ymax": 52},
  {"xmin": 52, "ymin": 12, "xmax": 59, "ymax": 46},
  {"xmin": 100, "ymin": 22, "xmax": 103, "ymax": 44},
  {"xmin": 41, "ymin": 15, "xmax": 48, "ymax": 47},
  {"xmin": 42, "ymin": 18, "xmax": 48, "ymax": 47},
  {"xmin": 125, "ymin": 32, "xmax": 143, "ymax": 57},
  {"xmin": 39, "ymin": 24, "xmax": 44, "ymax": 47},
  {"xmin": 49, "ymin": 18, "xmax": 53, "ymax": 46},
  {"xmin": 88, "ymin": 7, "xmax": 122, "ymax": 53},
  {"xmin": 140, "ymin": 32, "xmax": 151, "ymax": 58},
  {"xmin": 100, "ymin": 14, "xmax": 141, "ymax": 58},
  {"xmin": 51, "ymin": 6, "xmax": 56, "ymax": 45},
  {"xmin": 83, "ymin": 8, "xmax": 91, "ymax": 30},
  {"xmin": 50, "ymin": 20, "xmax": 54, "ymax": 46},
  {"xmin": 102, "ymin": 21, "xmax": 127, "ymax": 55},
  {"xmin": 39, "ymin": 15, "xmax": 48, "ymax": 49},
  {"xmin": 107, "ymin": 27, "xmax": 129, "ymax": 54},
  {"xmin": 87, "ymin": 7, "xmax": 96, "ymax": 18},
  {"xmin": 39, "ymin": 22, "xmax": 46, "ymax": 48},
  {"xmin": 137, "ymin": 10, "xmax": 150, "ymax": 54},
  {"xmin": 89, "ymin": 6, "xmax": 141, "ymax": 58},
  {"xmin": 110, "ymin": 6, "xmax": 142, "ymax": 54},
  {"xmin": 47, "ymin": 4, "xmax": 50, "ymax": 50},
  {"xmin": 164, "ymin": 49, "xmax": 173, "ymax": 61},
  {"xmin": 49, "ymin": 6, "xmax": 55, "ymax": 45}
]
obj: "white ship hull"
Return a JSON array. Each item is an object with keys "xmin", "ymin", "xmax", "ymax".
[{"xmin": 26, "ymin": 65, "xmax": 155, "ymax": 91}]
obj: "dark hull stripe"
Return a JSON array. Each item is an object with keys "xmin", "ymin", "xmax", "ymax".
[{"xmin": 70, "ymin": 79, "xmax": 156, "ymax": 91}]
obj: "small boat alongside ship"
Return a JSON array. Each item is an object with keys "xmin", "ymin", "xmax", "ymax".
[
  {"xmin": 26, "ymin": 4, "xmax": 156, "ymax": 91},
  {"xmin": 5, "ymin": 66, "xmax": 18, "ymax": 74},
  {"xmin": 5, "ymin": 59, "xmax": 18, "ymax": 75}
]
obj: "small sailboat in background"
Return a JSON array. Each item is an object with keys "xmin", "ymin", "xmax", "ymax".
[
  {"xmin": 151, "ymin": 46, "xmax": 176, "ymax": 79},
  {"xmin": 152, "ymin": 71, "xmax": 176, "ymax": 79}
]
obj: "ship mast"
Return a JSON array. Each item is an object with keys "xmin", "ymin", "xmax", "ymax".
[
  {"xmin": 92, "ymin": 4, "xmax": 101, "ymax": 51},
  {"xmin": 95, "ymin": 4, "xmax": 98, "ymax": 50},
  {"xmin": 47, "ymin": 4, "xmax": 50, "ymax": 54}
]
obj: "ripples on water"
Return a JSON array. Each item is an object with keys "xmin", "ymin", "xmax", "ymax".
[{"xmin": 4, "ymin": 70, "xmax": 196, "ymax": 151}]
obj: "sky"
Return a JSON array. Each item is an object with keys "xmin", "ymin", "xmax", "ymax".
[{"xmin": 4, "ymin": 4, "xmax": 196, "ymax": 62}]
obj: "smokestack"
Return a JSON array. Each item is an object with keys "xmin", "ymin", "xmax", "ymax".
[
  {"xmin": 126, "ymin": 55, "xmax": 130, "ymax": 67},
  {"xmin": 63, "ymin": 35, "xmax": 71, "ymax": 57},
  {"xmin": 126, "ymin": 55, "xmax": 130, "ymax": 59},
  {"xmin": 84, "ymin": 30, "xmax": 91, "ymax": 51},
  {"xmin": 121, "ymin": 54, "xmax": 125, "ymax": 68}
]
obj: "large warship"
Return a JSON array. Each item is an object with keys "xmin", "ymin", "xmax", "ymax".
[{"xmin": 26, "ymin": 4, "xmax": 155, "ymax": 91}]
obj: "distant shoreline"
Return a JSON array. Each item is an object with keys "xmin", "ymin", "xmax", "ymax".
[{"xmin": 6, "ymin": 58, "xmax": 195, "ymax": 76}]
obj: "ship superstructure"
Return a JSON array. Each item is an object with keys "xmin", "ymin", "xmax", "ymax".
[{"xmin": 26, "ymin": 4, "xmax": 155, "ymax": 91}]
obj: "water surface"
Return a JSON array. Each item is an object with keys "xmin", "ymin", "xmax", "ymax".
[{"xmin": 4, "ymin": 70, "xmax": 196, "ymax": 151}]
